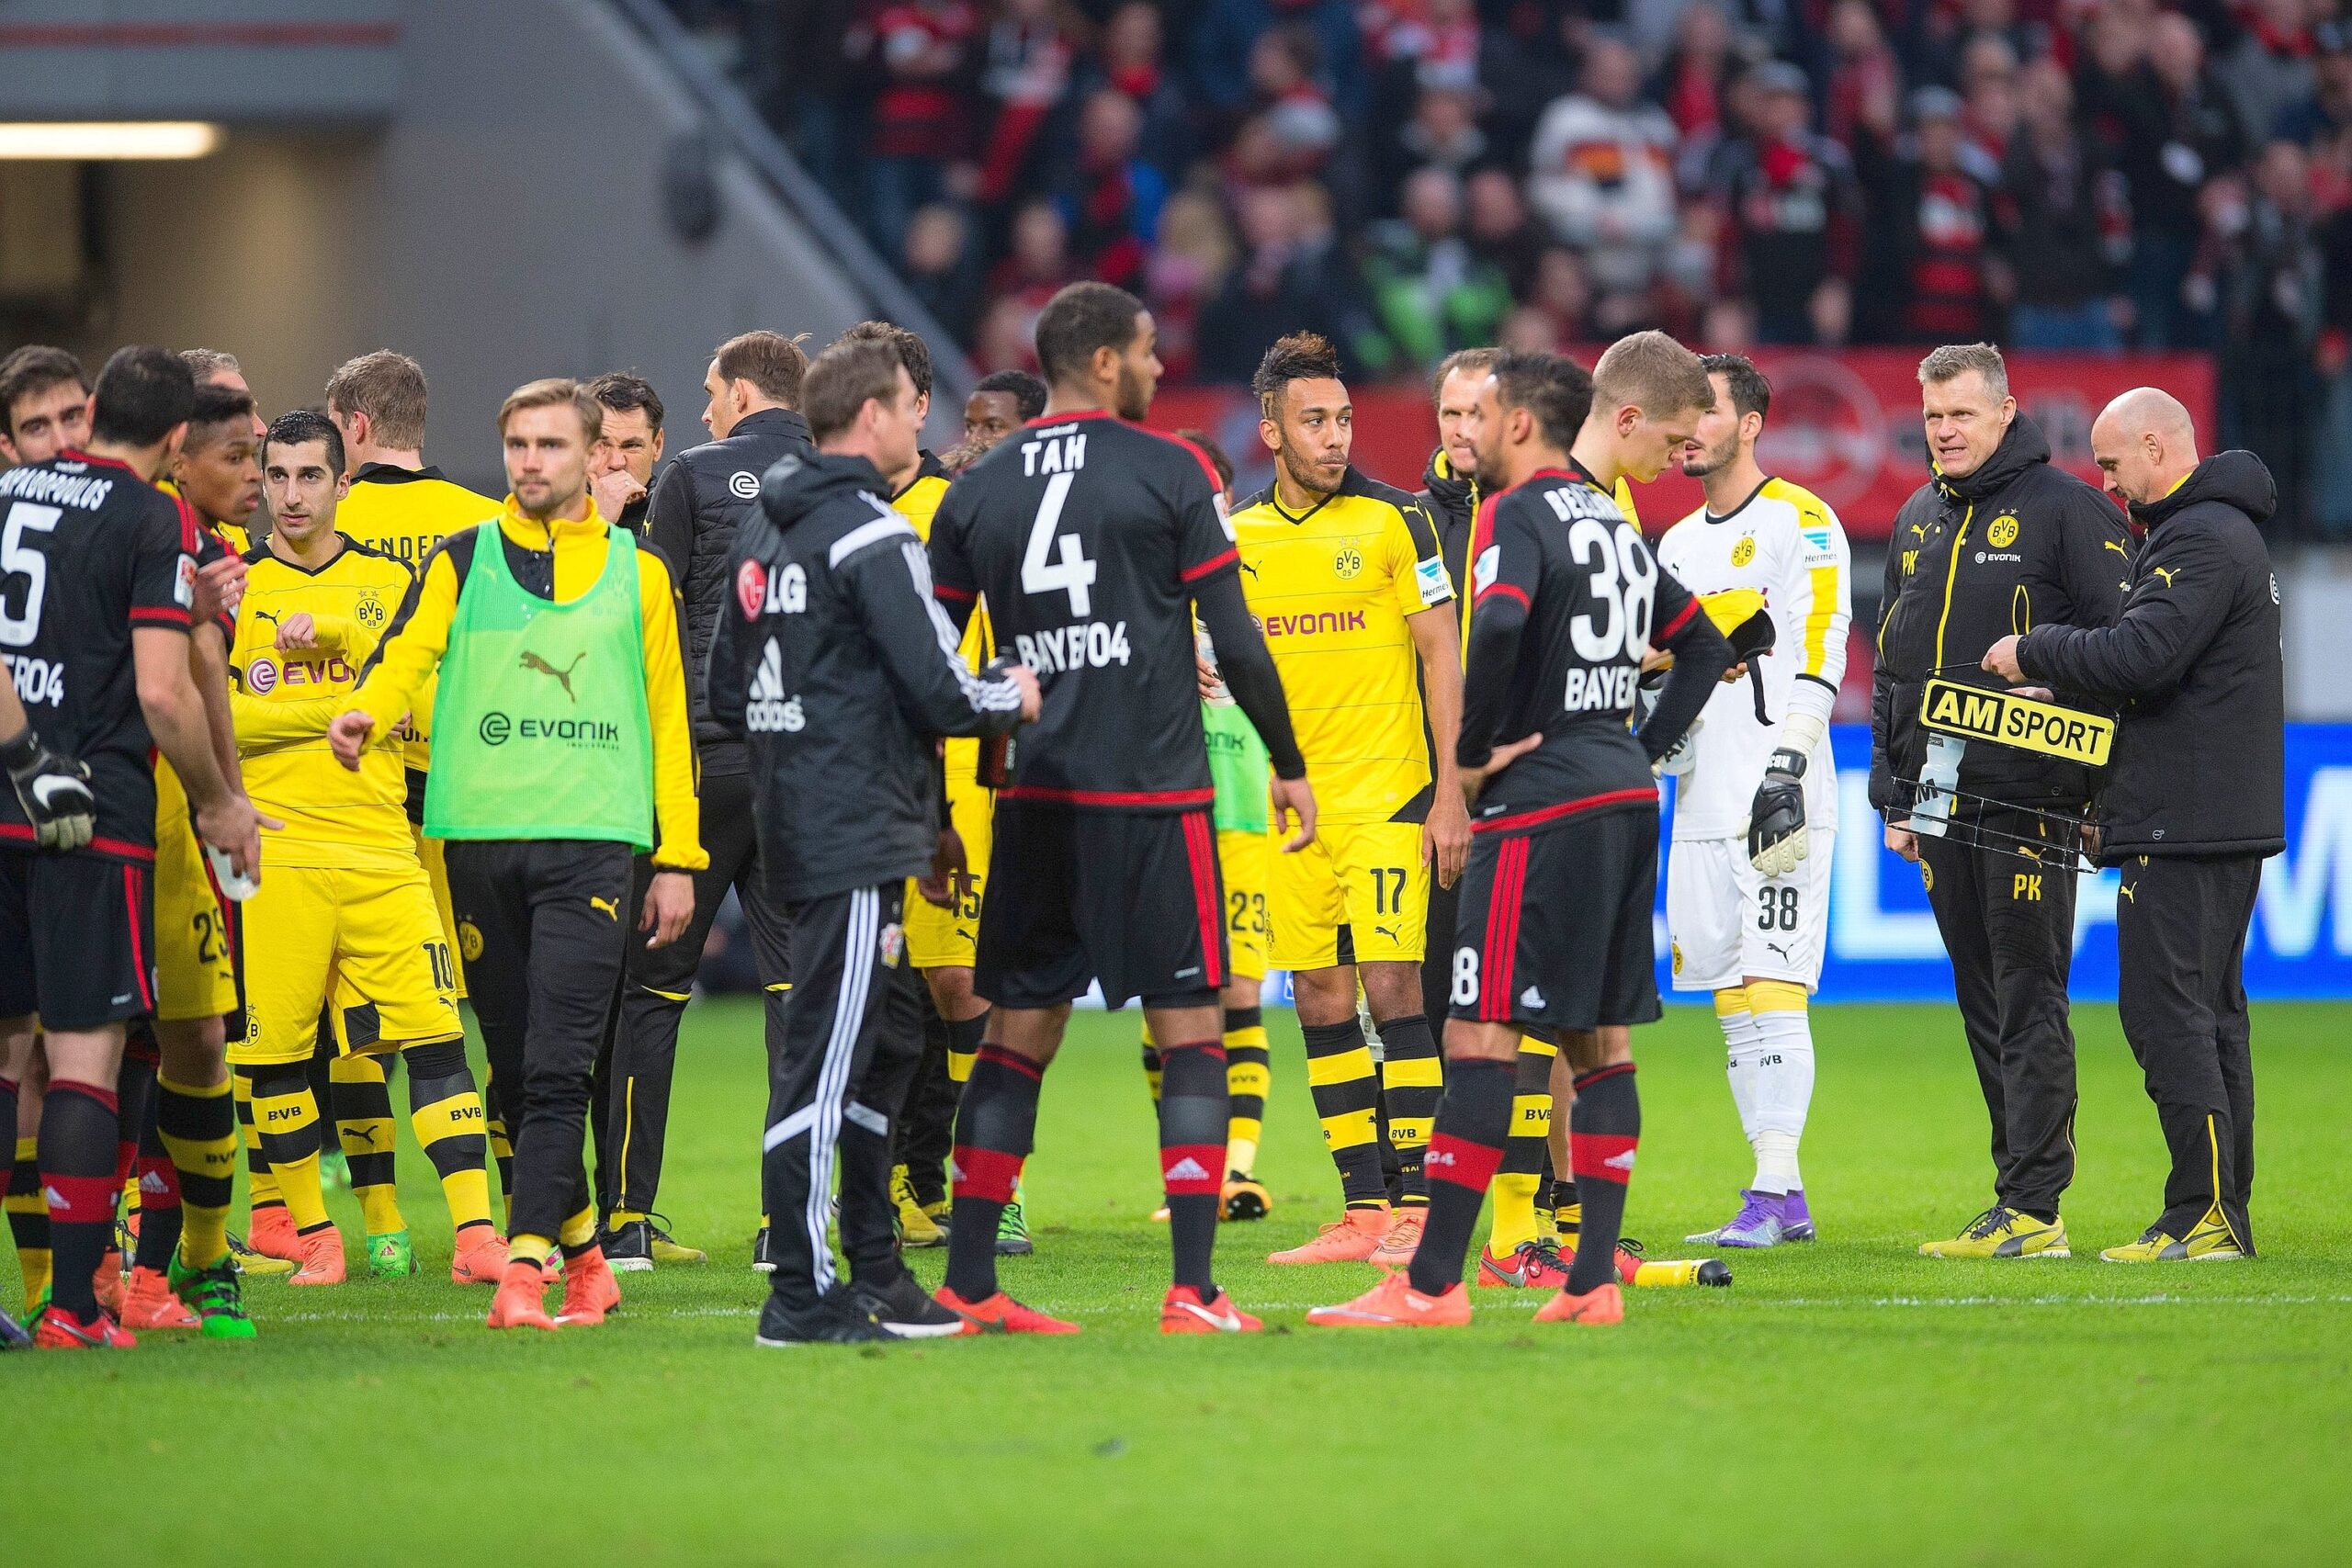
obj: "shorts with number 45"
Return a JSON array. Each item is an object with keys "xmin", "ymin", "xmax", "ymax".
[
  {"xmin": 1665, "ymin": 834, "xmax": 1834, "ymax": 994},
  {"xmin": 230, "ymin": 860, "xmax": 463, "ymax": 1067},
  {"xmin": 1448, "ymin": 807, "xmax": 1661, "ymax": 1032},
  {"xmin": 1269, "ymin": 818, "xmax": 1426, "ymax": 971}
]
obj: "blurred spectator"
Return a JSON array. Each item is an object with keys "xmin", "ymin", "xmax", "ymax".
[
  {"xmin": 989, "ymin": 197, "xmax": 1075, "ymax": 306},
  {"xmin": 2084, "ymin": 8, "xmax": 2248, "ymax": 347},
  {"xmin": 1960, "ymin": 34, "xmax": 2022, "ymax": 160},
  {"xmin": 2001, "ymin": 59, "xmax": 2130, "ymax": 350},
  {"xmin": 1146, "ymin": 190, "xmax": 1238, "ymax": 382},
  {"xmin": 1497, "ymin": 303, "xmax": 1565, "ymax": 352},
  {"xmin": 865, "ymin": 0, "xmax": 979, "ymax": 254},
  {"xmin": 2215, "ymin": 0, "xmax": 2318, "ymax": 153},
  {"xmin": 1077, "ymin": 2, "xmax": 1193, "ymax": 179},
  {"xmin": 1250, "ymin": 27, "xmax": 1344, "ymax": 177},
  {"xmin": 1464, "ymin": 166, "xmax": 1545, "ymax": 296},
  {"xmin": 2222, "ymin": 140, "xmax": 2330, "ymax": 533},
  {"xmin": 1523, "ymin": 245, "xmax": 1596, "ymax": 344},
  {"xmin": 904, "ymin": 202, "xmax": 981, "ymax": 343},
  {"xmin": 1650, "ymin": 1, "xmax": 1741, "ymax": 141},
  {"xmin": 2274, "ymin": 19, "xmax": 2351, "ymax": 146},
  {"xmin": 1054, "ymin": 89, "xmax": 1168, "ymax": 290},
  {"xmin": 1396, "ymin": 85, "xmax": 1488, "ymax": 182},
  {"xmin": 1198, "ymin": 184, "xmax": 1344, "ymax": 380},
  {"xmin": 1824, "ymin": 0, "xmax": 1904, "ymax": 150},
  {"xmin": 1860, "ymin": 86, "xmax": 2008, "ymax": 342},
  {"xmin": 1358, "ymin": 166, "xmax": 1513, "ymax": 374},
  {"xmin": 972, "ymin": 293, "xmax": 1042, "ymax": 371},
  {"xmin": 1704, "ymin": 61, "xmax": 1862, "ymax": 344},
  {"xmin": 1191, "ymin": 0, "xmax": 1366, "ymax": 121},
  {"xmin": 1529, "ymin": 35, "xmax": 1680, "ymax": 297},
  {"xmin": 975, "ymin": 0, "xmax": 1074, "ymax": 208}
]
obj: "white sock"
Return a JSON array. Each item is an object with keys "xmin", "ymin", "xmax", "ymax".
[
  {"xmin": 1717, "ymin": 993, "xmax": 1763, "ymax": 1156},
  {"xmin": 1748, "ymin": 1000, "xmax": 1816, "ymax": 1195}
]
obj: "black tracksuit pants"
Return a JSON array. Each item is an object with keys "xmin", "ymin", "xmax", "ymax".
[
  {"xmin": 2115, "ymin": 852, "xmax": 2261, "ymax": 1251},
  {"xmin": 599, "ymin": 770, "xmax": 793, "ymax": 1218},
  {"xmin": 761, "ymin": 881, "xmax": 923, "ymax": 1311},
  {"xmin": 1917, "ymin": 814, "xmax": 2079, "ymax": 1219},
  {"xmin": 447, "ymin": 839, "xmax": 633, "ymax": 1247}
]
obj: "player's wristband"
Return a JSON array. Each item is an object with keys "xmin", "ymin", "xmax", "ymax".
[{"xmin": 0, "ymin": 725, "xmax": 34, "ymax": 773}]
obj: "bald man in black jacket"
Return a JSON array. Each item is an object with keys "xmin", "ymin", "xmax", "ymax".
[{"xmin": 1987, "ymin": 389, "xmax": 2283, "ymax": 1263}]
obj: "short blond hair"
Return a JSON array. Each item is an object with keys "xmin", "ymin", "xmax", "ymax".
[
  {"xmin": 496, "ymin": 377, "xmax": 602, "ymax": 443},
  {"xmin": 1590, "ymin": 330, "xmax": 1713, "ymax": 419},
  {"xmin": 325, "ymin": 350, "xmax": 428, "ymax": 449}
]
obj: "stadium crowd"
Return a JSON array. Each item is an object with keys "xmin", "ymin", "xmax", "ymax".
[{"xmin": 672, "ymin": 0, "xmax": 2352, "ymax": 533}]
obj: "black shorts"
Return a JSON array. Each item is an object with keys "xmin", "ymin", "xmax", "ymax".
[
  {"xmin": 1448, "ymin": 805, "xmax": 1660, "ymax": 1033},
  {"xmin": 975, "ymin": 801, "xmax": 1225, "ymax": 1010},
  {"xmin": 0, "ymin": 851, "xmax": 156, "ymax": 1032}
]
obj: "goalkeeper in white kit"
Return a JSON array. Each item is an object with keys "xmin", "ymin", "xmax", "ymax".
[{"xmin": 1655, "ymin": 355, "xmax": 1850, "ymax": 1248}]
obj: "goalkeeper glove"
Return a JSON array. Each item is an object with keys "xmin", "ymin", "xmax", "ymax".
[
  {"xmin": 3, "ymin": 724, "xmax": 96, "ymax": 852},
  {"xmin": 1747, "ymin": 747, "xmax": 1808, "ymax": 875}
]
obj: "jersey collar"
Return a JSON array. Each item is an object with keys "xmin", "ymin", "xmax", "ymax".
[
  {"xmin": 1704, "ymin": 477, "xmax": 1771, "ymax": 525},
  {"xmin": 58, "ymin": 446, "xmax": 141, "ymax": 478},
  {"xmin": 351, "ymin": 462, "xmax": 447, "ymax": 486}
]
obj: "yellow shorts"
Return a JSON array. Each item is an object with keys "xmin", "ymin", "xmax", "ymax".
[
  {"xmin": 1268, "ymin": 818, "xmax": 1428, "ymax": 971},
  {"xmin": 153, "ymin": 761, "xmax": 239, "ymax": 1023},
  {"xmin": 907, "ymin": 763, "xmax": 992, "ymax": 969},
  {"xmin": 229, "ymin": 859, "xmax": 462, "ymax": 1067},
  {"xmin": 415, "ymin": 829, "xmax": 468, "ymax": 999},
  {"xmin": 1218, "ymin": 826, "xmax": 1269, "ymax": 982}
]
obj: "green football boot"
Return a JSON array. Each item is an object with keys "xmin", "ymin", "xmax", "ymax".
[
  {"xmin": 367, "ymin": 1229, "xmax": 417, "ymax": 1279},
  {"xmin": 995, "ymin": 1190, "xmax": 1034, "ymax": 1257},
  {"xmin": 169, "ymin": 1254, "xmax": 258, "ymax": 1339}
]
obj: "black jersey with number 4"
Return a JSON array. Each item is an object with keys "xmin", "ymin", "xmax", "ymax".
[
  {"xmin": 929, "ymin": 412, "xmax": 1244, "ymax": 808},
  {"xmin": 0, "ymin": 453, "xmax": 198, "ymax": 861},
  {"xmin": 1458, "ymin": 463, "xmax": 1726, "ymax": 830}
]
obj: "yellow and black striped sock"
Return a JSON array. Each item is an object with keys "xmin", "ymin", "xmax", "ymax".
[
  {"xmin": 247, "ymin": 1067, "xmax": 333, "ymax": 1234},
  {"xmin": 331, "ymin": 1053, "xmax": 405, "ymax": 1236},
  {"xmin": 1488, "ymin": 1036, "xmax": 1555, "ymax": 1258},
  {"xmin": 1377, "ymin": 1014, "xmax": 1442, "ymax": 1209},
  {"xmin": 402, "ymin": 1037, "xmax": 494, "ymax": 1238},
  {"xmin": 6, "ymin": 1132, "xmax": 49, "ymax": 1312},
  {"xmin": 945, "ymin": 1010, "xmax": 987, "ymax": 1088},
  {"xmin": 508, "ymin": 1232, "xmax": 554, "ymax": 1268},
  {"xmin": 1301, "ymin": 1018, "xmax": 1386, "ymax": 1208},
  {"xmin": 559, "ymin": 1203, "xmax": 599, "ymax": 1260},
  {"xmin": 1138, "ymin": 1018, "xmax": 1165, "ymax": 1103},
  {"xmin": 482, "ymin": 1065, "xmax": 515, "ymax": 1206},
  {"xmin": 154, "ymin": 1074, "xmax": 236, "ymax": 1269},
  {"xmin": 1223, "ymin": 1004, "xmax": 1270, "ymax": 1177},
  {"xmin": 233, "ymin": 1070, "xmax": 284, "ymax": 1216}
]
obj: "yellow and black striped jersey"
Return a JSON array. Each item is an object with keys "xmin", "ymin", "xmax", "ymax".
[
  {"xmin": 1231, "ymin": 468, "xmax": 1453, "ymax": 823},
  {"xmin": 228, "ymin": 536, "xmax": 418, "ymax": 868}
]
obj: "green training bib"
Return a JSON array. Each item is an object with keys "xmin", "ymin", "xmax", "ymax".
[
  {"xmin": 424, "ymin": 524, "xmax": 654, "ymax": 847},
  {"xmin": 1204, "ymin": 699, "xmax": 1270, "ymax": 835}
]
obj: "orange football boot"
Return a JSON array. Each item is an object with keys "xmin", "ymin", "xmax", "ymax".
[
  {"xmin": 1159, "ymin": 1285, "xmax": 1261, "ymax": 1334},
  {"xmin": 288, "ymin": 1224, "xmax": 345, "ymax": 1286},
  {"xmin": 555, "ymin": 1247, "xmax": 621, "ymax": 1326},
  {"xmin": 1532, "ymin": 1281, "xmax": 1624, "ymax": 1324},
  {"xmin": 1305, "ymin": 1270, "xmax": 1472, "ymax": 1327},
  {"xmin": 450, "ymin": 1227, "xmax": 510, "ymax": 1286},
  {"xmin": 119, "ymin": 1265, "xmax": 199, "ymax": 1330},
  {"xmin": 932, "ymin": 1287, "xmax": 1081, "ymax": 1335},
  {"xmin": 486, "ymin": 1261, "xmax": 558, "ymax": 1331},
  {"xmin": 1265, "ymin": 1208, "xmax": 1388, "ymax": 1265}
]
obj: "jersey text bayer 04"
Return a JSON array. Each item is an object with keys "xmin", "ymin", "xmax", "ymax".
[
  {"xmin": 0, "ymin": 452, "xmax": 199, "ymax": 861},
  {"xmin": 929, "ymin": 412, "xmax": 1237, "ymax": 808},
  {"xmin": 1462, "ymin": 464, "xmax": 1702, "ymax": 828}
]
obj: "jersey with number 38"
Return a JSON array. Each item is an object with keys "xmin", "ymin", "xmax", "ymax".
[
  {"xmin": 1464, "ymin": 463, "xmax": 1702, "ymax": 822},
  {"xmin": 928, "ymin": 412, "xmax": 1238, "ymax": 808}
]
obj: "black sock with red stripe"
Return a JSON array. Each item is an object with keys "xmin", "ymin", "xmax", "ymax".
[
  {"xmin": 944, "ymin": 1044, "xmax": 1042, "ymax": 1303},
  {"xmin": 40, "ymin": 1079, "xmax": 119, "ymax": 1321},
  {"xmin": 1407, "ymin": 1057, "xmax": 1513, "ymax": 1296},
  {"xmin": 1564, "ymin": 1064, "xmax": 1639, "ymax": 1296},
  {"xmin": 1157, "ymin": 1041, "xmax": 1227, "ymax": 1294},
  {"xmin": 133, "ymin": 1091, "xmax": 183, "ymax": 1273}
]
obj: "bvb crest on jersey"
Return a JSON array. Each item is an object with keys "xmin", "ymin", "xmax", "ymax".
[
  {"xmin": 1986, "ymin": 514, "xmax": 2019, "ymax": 549},
  {"xmin": 1729, "ymin": 535, "xmax": 1757, "ymax": 568}
]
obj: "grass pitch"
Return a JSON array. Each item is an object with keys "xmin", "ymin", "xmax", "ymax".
[{"xmin": 5, "ymin": 998, "xmax": 2349, "ymax": 1566}]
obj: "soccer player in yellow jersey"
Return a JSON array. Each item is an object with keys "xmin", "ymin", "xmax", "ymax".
[
  {"xmin": 1233, "ymin": 333, "xmax": 1469, "ymax": 1270},
  {"xmin": 323, "ymin": 351, "xmax": 508, "ymax": 1196},
  {"xmin": 230, "ymin": 411, "xmax": 507, "ymax": 1289}
]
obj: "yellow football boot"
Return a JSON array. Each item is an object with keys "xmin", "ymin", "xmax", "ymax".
[
  {"xmin": 893, "ymin": 1166, "xmax": 945, "ymax": 1248},
  {"xmin": 2099, "ymin": 1208, "xmax": 2245, "ymax": 1262},
  {"xmin": 1918, "ymin": 1205, "xmax": 2070, "ymax": 1258}
]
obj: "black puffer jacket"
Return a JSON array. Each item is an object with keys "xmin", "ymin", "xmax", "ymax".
[
  {"xmin": 2018, "ymin": 451, "xmax": 2284, "ymax": 861},
  {"xmin": 1871, "ymin": 414, "xmax": 2133, "ymax": 815},
  {"xmin": 644, "ymin": 408, "xmax": 815, "ymax": 773},
  {"xmin": 1417, "ymin": 446, "xmax": 1479, "ymax": 604}
]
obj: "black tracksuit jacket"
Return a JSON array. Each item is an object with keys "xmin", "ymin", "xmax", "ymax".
[
  {"xmin": 2018, "ymin": 451, "xmax": 2285, "ymax": 863},
  {"xmin": 1871, "ymin": 414, "xmax": 2133, "ymax": 816},
  {"xmin": 707, "ymin": 451, "xmax": 1024, "ymax": 903},
  {"xmin": 645, "ymin": 407, "xmax": 818, "ymax": 775}
]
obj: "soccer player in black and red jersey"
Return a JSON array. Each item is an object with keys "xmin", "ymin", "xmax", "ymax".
[
  {"xmin": 1309, "ymin": 335, "xmax": 1731, "ymax": 1330},
  {"xmin": 0, "ymin": 345, "xmax": 266, "ymax": 1348},
  {"xmin": 926, "ymin": 281, "xmax": 1317, "ymax": 1336}
]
